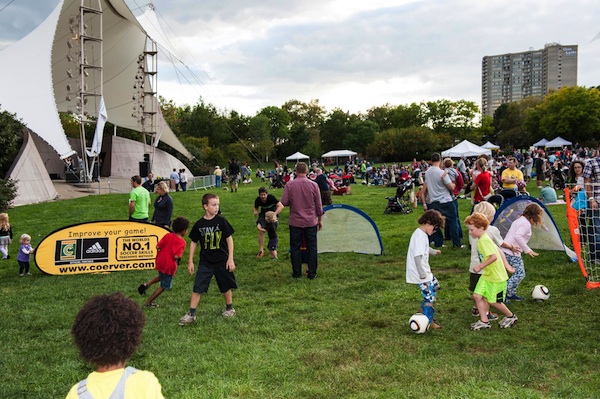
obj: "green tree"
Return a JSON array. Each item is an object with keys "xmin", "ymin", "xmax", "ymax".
[
  {"xmin": 0, "ymin": 108, "xmax": 23, "ymax": 210},
  {"xmin": 389, "ymin": 102, "xmax": 426, "ymax": 129},
  {"xmin": 524, "ymin": 86, "xmax": 600, "ymax": 146},
  {"xmin": 257, "ymin": 106, "xmax": 291, "ymax": 145},
  {"xmin": 366, "ymin": 126, "xmax": 442, "ymax": 161}
]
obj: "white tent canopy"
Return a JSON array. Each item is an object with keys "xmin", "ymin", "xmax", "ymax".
[
  {"xmin": 322, "ymin": 150, "xmax": 357, "ymax": 158},
  {"xmin": 481, "ymin": 141, "xmax": 500, "ymax": 150},
  {"xmin": 533, "ymin": 138, "xmax": 549, "ymax": 147},
  {"xmin": 545, "ymin": 136, "xmax": 572, "ymax": 148},
  {"xmin": 286, "ymin": 151, "xmax": 310, "ymax": 161},
  {"xmin": 441, "ymin": 140, "xmax": 491, "ymax": 158},
  {"xmin": 0, "ymin": 0, "xmax": 194, "ymax": 161}
]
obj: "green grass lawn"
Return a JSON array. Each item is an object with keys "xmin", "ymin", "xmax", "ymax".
[{"xmin": 1, "ymin": 180, "xmax": 599, "ymax": 398}]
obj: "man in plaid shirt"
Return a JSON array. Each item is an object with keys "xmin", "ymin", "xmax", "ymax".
[{"xmin": 583, "ymin": 143, "xmax": 600, "ymax": 263}]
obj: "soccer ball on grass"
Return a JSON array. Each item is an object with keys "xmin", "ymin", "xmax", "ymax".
[
  {"xmin": 409, "ymin": 313, "xmax": 430, "ymax": 334},
  {"xmin": 531, "ymin": 285, "xmax": 550, "ymax": 302}
]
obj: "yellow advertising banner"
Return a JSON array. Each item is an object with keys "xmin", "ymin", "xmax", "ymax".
[{"xmin": 35, "ymin": 221, "xmax": 171, "ymax": 275}]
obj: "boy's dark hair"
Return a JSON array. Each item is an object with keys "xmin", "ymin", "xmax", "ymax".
[
  {"xmin": 431, "ymin": 153, "xmax": 441, "ymax": 163},
  {"xmin": 72, "ymin": 292, "xmax": 145, "ymax": 367},
  {"xmin": 258, "ymin": 187, "xmax": 268, "ymax": 194},
  {"xmin": 202, "ymin": 193, "xmax": 219, "ymax": 206},
  {"xmin": 131, "ymin": 175, "xmax": 142, "ymax": 185},
  {"xmin": 417, "ymin": 209, "xmax": 445, "ymax": 228},
  {"xmin": 171, "ymin": 216, "xmax": 190, "ymax": 233}
]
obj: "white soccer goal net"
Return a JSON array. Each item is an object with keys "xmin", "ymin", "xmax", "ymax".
[{"xmin": 565, "ymin": 185, "xmax": 600, "ymax": 289}]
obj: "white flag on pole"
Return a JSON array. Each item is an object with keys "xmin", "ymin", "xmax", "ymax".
[{"xmin": 86, "ymin": 96, "xmax": 107, "ymax": 157}]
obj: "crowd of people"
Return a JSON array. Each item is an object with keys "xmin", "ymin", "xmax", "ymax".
[{"xmin": 17, "ymin": 141, "xmax": 600, "ymax": 396}]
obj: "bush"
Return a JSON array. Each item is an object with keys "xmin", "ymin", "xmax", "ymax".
[{"xmin": 0, "ymin": 178, "xmax": 17, "ymax": 211}]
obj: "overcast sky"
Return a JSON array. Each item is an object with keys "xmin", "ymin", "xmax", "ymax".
[{"xmin": 1, "ymin": 0, "xmax": 599, "ymax": 116}]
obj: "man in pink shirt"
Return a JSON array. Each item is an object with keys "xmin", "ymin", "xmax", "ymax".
[{"xmin": 281, "ymin": 162, "xmax": 323, "ymax": 279}]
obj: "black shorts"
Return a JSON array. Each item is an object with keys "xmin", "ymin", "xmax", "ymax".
[
  {"xmin": 193, "ymin": 261, "xmax": 238, "ymax": 294},
  {"xmin": 469, "ymin": 272, "xmax": 482, "ymax": 292}
]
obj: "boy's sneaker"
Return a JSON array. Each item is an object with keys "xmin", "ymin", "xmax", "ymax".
[
  {"xmin": 470, "ymin": 320, "xmax": 492, "ymax": 330},
  {"xmin": 506, "ymin": 294, "xmax": 525, "ymax": 302},
  {"xmin": 144, "ymin": 302, "xmax": 159, "ymax": 308},
  {"xmin": 499, "ymin": 314, "xmax": 518, "ymax": 329},
  {"xmin": 487, "ymin": 312, "xmax": 499, "ymax": 321},
  {"xmin": 471, "ymin": 307, "xmax": 480, "ymax": 317},
  {"xmin": 137, "ymin": 284, "xmax": 148, "ymax": 295},
  {"xmin": 222, "ymin": 308, "xmax": 236, "ymax": 318},
  {"xmin": 178, "ymin": 313, "xmax": 196, "ymax": 326}
]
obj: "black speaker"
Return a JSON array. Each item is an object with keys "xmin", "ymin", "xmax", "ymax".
[{"xmin": 139, "ymin": 161, "xmax": 149, "ymax": 177}]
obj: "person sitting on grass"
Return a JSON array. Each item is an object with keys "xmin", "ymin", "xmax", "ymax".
[
  {"xmin": 465, "ymin": 212, "xmax": 518, "ymax": 331},
  {"xmin": 138, "ymin": 216, "xmax": 190, "ymax": 308},
  {"xmin": 65, "ymin": 292, "xmax": 164, "ymax": 398},
  {"xmin": 406, "ymin": 209, "xmax": 445, "ymax": 330}
]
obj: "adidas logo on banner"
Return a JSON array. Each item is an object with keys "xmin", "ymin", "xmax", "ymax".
[{"xmin": 86, "ymin": 242, "xmax": 106, "ymax": 254}]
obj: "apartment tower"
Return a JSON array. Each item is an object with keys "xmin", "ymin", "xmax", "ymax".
[{"xmin": 481, "ymin": 43, "xmax": 578, "ymax": 116}]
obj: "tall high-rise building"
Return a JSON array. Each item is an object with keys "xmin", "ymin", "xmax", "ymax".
[{"xmin": 481, "ymin": 43, "xmax": 578, "ymax": 116}]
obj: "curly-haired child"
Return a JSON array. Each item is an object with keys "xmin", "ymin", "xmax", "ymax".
[
  {"xmin": 406, "ymin": 209, "xmax": 445, "ymax": 329},
  {"xmin": 65, "ymin": 292, "xmax": 164, "ymax": 398}
]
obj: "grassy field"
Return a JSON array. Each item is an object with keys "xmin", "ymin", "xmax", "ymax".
[{"xmin": 1, "ymin": 179, "xmax": 599, "ymax": 398}]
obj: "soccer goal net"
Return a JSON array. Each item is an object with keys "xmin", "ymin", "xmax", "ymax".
[{"xmin": 565, "ymin": 186, "xmax": 600, "ymax": 289}]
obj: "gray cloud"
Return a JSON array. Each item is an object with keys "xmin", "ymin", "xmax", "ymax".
[{"xmin": 1, "ymin": 0, "xmax": 599, "ymax": 115}]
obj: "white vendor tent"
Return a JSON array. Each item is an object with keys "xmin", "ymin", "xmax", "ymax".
[
  {"xmin": 441, "ymin": 140, "xmax": 491, "ymax": 158},
  {"xmin": 322, "ymin": 150, "xmax": 357, "ymax": 165},
  {"xmin": 286, "ymin": 151, "xmax": 310, "ymax": 162},
  {"xmin": 545, "ymin": 137, "xmax": 572, "ymax": 148},
  {"xmin": 532, "ymin": 138, "xmax": 549, "ymax": 147},
  {"xmin": 481, "ymin": 141, "xmax": 500, "ymax": 150}
]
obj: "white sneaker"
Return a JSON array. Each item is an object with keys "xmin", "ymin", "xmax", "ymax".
[
  {"xmin": 499, "ymin": 314, "xmax": 518, "ymax": 329},
  {"xmin": 222, "ymin": 308, "xmax": 236, "ymax": 318},
  {"xmin": 470, "ymin": 320, "xmax": 491, "ymax": 330},
  {"xmin": 178, "ymin": 313, "xmax": 196, "ymax": 326}
]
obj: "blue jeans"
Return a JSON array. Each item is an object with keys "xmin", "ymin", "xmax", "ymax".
[
  {"xmin": 428, "ymin": 201, "xmax": 461, "ymax": 247},
  {"xmin": 216, "ymin": 175, "xmax": 221, "ymax": 188},
  {"xmin": 289, "ymin": 225, "xmax": 318, "ymax": 278}
]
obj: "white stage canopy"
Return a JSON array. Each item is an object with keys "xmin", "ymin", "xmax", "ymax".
[
  {"xmin": 0, "ymin": 0, "xmax": 194, "ymax": 161},
  {"xmin": 545, "ymin": 136, "xmax": 572, "ymax": 148},
  {"xmin": 286, "ymin": 151, "xmax": 310, "ymax": 161},
  {"xmin": 442, "ymin": 140, "xmax": 491, "ymax": 158},
  {"xmin": 532, "ymin": 138, "xmax": 549, "ymax": 147}
]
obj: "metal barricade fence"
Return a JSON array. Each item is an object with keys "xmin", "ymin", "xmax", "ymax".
[{"xmin": 189, "ymin": 175, "xmax": 216, "ymax": 191}]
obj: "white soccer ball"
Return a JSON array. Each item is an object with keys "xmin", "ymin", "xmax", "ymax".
[
  {"xmin": 532, "ymin": 285, "xmax": 550, "ymax": 301},
  {"xmin": 409, "ymin": 313, "xmax": 430, "ymax": 334}
]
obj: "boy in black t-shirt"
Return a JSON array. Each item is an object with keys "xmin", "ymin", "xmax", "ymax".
[{"xmin": 179, "ymin": 193, "xmax": 237, "ymax": 325}]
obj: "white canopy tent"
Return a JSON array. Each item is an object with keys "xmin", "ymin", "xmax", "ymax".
[
  {"xmin": 544, "ymin": 137, "xmax": 572, "ymax": 148},
  {"xmin": 286, "ymin": 151, "xmax": 310, "ymax": 162},
  {"xmin": 481, "ymin": 141, "xmax": 500, "ymax": 150},
  {"xmin": 0, "ymin": 0, "xmax": 194, "ymax": 162},
  {"xmin": 532, "ymin": 138, "xmax": 549, "ymax": 147},
  {"xmin": 322, "ymin": 150, "xmax": 358, "ymax": 158},
  {"xmin": 441, "ymin": 140, "xmax": 491, "ymax": 158},
  {"xmin": 322, "ymin": 149, "xmax": 357, "ymax": 166}
]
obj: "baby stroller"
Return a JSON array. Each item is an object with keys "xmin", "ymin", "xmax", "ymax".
[{"xmin": 384, "ymin": 178, "xmax": 414, "ymax": 214}]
